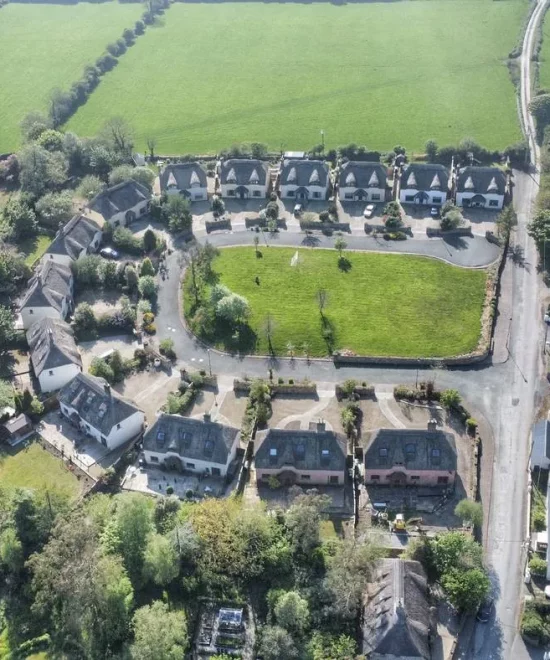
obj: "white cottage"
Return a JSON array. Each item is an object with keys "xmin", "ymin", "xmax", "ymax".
[
  {"xmin": 399, "ymin": 164, "xmax": 449, "ymax": 206},
  {"xmin": 58, "ymin": 373, "xmax": 144, "ymax": 451},
  {"xmin": 88, "ymin": 180, "xmax": 151, "ymax": 228},
  {"xmin": 455, "ymin": 167, "xmax": 507, "ymax": 210},
  {"xmin": 44, "ymin": 214, "xmax": 103, "ymax": 267},
  {"xmin": 143, "ymin": 412, "xmax": 240, "ymax": 477},
  {"xmin": 27, "ymin": 318, "xmax": 82, "ymax": 393},
  {"xmin": 219, "ymin": 159, "xmax": 269, "ymax": 199},
  {"xmin": 160, "ymin": 162, "xmax": 208, "ymax": 201},
  {"xmin": 338, "ymin": 161, "xmax": 387, "ymax": 203},
  {"xmin": 279, "ymin": 159, "xmax": 330, "ymax": 201},
  {"xmin": 19, "ymin": 259, "xmax": 74, "ymax": 329}
]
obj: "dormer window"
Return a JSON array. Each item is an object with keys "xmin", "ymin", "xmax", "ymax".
[
  {"xmin": 269, "ymin": 448, "xmax": 277, "ymax": 456},
  {"xmin": 287, "ymin": 167, "xmax": 297, "ymax": 183},
  {"xmin": 429, "ymin": 174, "xmax": 441, "ymax": 190},
  {"xmin": 309, "ymin": 169, "xmax": 320, "ymax": 185},
  {"xmin": 487, "ymin": 177, "xmax": 499, "ymax": 193},
  {"xmin": 345, "ymin": 172, "xmax": 356, "ymax": 186},
  {"xmin": 368, "ymin": 170, "xmax": 379, "ymax": 187},
  {"xmin": 190, "ymin": 170, "xmax": 201, "ymax": 188},
  {"xmin": 379, "ymin": 447, "xmax": 388, "ymax": 457},
  {"xmin": 464, "ymin": 176, "xmax": 475, "ymax": 190},
  {"xmin": 226, "ymin": 168, "xmax": 236, "ymax": 183},
  {"xmin": 249, "ymin": 169, "xmax": 260, "ymax": 185},
  {"xmin": 406, "ymin": 172, "xmax": 417, "ymax": 188},
  {"xmin": 166, "ymin": 172, "xmax": 178, "ymax": 189}
]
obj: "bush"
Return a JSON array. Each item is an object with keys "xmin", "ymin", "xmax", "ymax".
[
  {"xmin": 466, "ymin": 418, "xmax": 478, "ymax": 435},
  {"xmin": 134, "ymin": 348, "xmax": 148, "ymax": 369},
  {"xmin": 166, "ymin": 486, "xmax": 174, "ymax": 496},
  {"xmin": 394, "ymin": 385, "xmax": 415, "ymax": 400},
  {"xmin": 113, "ymin": 227, "xmax": 143, "ymax": 255},
  {"xmin": 533, "ymin": 509, "xmax": 547, "ymax": 532},
  {"xmin": 96, "ymin": 53, "xmax": 118, "ymax": 73},
  {"xmin": 142, "ymin": 312, "xmax": 155, "ymax": 325},
  {"xmin": 529, "ymin": 556, "xmax": 548, "ymax": 576},
  {"xmin": 159, "ymin": 338, "xmax": 176, "ymax": 360},
  {"xmin": 143, "ymin": 323, "xmax": 156, "ymax": 335},
  {"xmin": 319, "ymin": 211, "xmax": 330, "ymax": 222},
  {"xmin": 140, "ymin": 257, "xmax": 155, "ymax": 277},
  {"xmin": 138, "ymin": 275, "xmax": 157, "ymax": 300},
  {"xmin": 278, "ymin": 377, "xmax": 284, "ymax": 385}
]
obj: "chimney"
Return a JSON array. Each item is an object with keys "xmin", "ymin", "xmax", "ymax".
[
  {"xmin": 316, "ymin": 420, "xmax": 326, "ymax": 433},
  {"xmin": 427, "ymin": 419, "xmax": 437, "ymax": 431},
  {"xmin": 203, "ymin": 412, "xmax": 211, "ymax": 423},
  {"xmin": 104, "ymin": 383, "xmax": 111, "ymax": 397}
]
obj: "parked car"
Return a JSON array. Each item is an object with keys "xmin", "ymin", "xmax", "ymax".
[
  {"xmin": 476, "ymin": 598, "xmax": 494, "ymax": 623},
  {"xmin": 293, "ymin": 204, "xmax": 303, "ymax": 216},
  {"xmin": 363, "ymin": 204, "xmax": 375, "ymax": 219},
  {"xmin": 430, "ymin": 206, "xmax": 440, "ymax": 218},
  {"xmin": 100, "ymin": 247, "xmax": 119, "ymax": 260}
]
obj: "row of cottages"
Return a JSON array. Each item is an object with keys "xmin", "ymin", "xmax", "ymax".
[{"xmin": 398, "ymin": 163, "xmax": 508, "ymax": 210}]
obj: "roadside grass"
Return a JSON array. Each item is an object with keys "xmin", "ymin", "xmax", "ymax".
[
  {"xmin": 0, "ymin": 2, "xmax": 142, "ymax": 152},
  {"xmin": 67, "ymin": 0, "xmax": 525, "ymax": 153},
  {"xmin": 538, "ymin": 8, "xmax": 550, "ymax": 90},
  {"xmin": 19, "ymin": 235, "xmax": 52, "ymax": 267},
  {"xmin": 0, "ymin": 440, "xmax": 81, "ymax": 498},
  {"xmin": 184, "ymin": 247, "xmax": 487, "ymax": 358}
]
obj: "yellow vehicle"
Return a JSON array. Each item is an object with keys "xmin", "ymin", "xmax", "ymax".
[{"xmin": 393, "ymin": 513, "xmax": 406, "ymax": 532}]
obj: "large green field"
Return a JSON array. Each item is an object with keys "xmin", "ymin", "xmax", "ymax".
[
  {"xmin": 68, "ymin": 0, "xmax": 526, "ymax": 154},
  {"xmin": 186, "ymin": 247, "xmax": 487, "ymax": 358},
  {"xmin": 0, "ymin": 2, "xmax": 141, "ymax": 152}
]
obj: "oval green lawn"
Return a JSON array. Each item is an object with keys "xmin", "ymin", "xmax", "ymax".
[{"xmin": 195, "ymin": 247, "xmax": 487, "ymax": 358}]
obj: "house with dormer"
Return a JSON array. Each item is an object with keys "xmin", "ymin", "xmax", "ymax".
[
  {"xmin": 19, "ymin": 258, "xmax": 74, "ymax": 329},
  {"xmin": 364, "ymin": 426, "xmax": 457, "ymax": 488},
  {"xmin": 338, "ymin": 161, "xmax": 387, "ymax": 203},
  {"xmin": 254, "ymin": 422, "xmax": 347, "ymax": 486},
  {"xmin": 44, "ymin": 214, "xmax": 103, "ymax": 267},
  {"xmin": 399, "ymin": 164, "xmax": 449, "ymax": 207},
  {"xmin": 279, "ymin": 159, "xmax": 330, "ymax": 201},
  {"xmin": 58, "ymin": 373, "xmax": 144, "ymax": 450},
  {"xmin": 455, "ymin": 166, "xmax": 507, "ymax": 210},
  {"xmin": 142, "ymin": 412, "xmax": 240, "ymax": 477},
  {"xmin": 27, "ymin": 318, "xmax": 82, "ymax": 393},
  {"xmin": 218, "ymin": 159, "xmax": 269, "ymax": 199},
  {"xmin": 160, "ymin": 162, "xmax": 208, "ymax": 201},
  {"xmin": 88, "ymin": 180, "xmax": 151, "ymax": 227}
]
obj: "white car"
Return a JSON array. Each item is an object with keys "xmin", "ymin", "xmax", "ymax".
[
  {"xmin": 293, "ymin": 204, "xmax": 303, "ymax": 216},
  {"xmin": 363, "ymin": 204, "xmax": 375, "ymax": 219}
]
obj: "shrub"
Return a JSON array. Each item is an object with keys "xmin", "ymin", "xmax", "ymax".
[
  {"xmin": 137, "ymin": 299, "xmax": 152, "ymax": 314},
  {"xmin": 288, "ymin": 378, "xmax": 294, "ymax": 385},
  {"xmin": 278, "ymin": 377, "xmax": 284, "ymax": 385},
  {"xmin": 185, "ymin": 488, "xmax": 194, "ymax": 499},
  {"xmin": 466, "ymin": 418, "xmax": 478, "ymax": 435},
  {"xmin": 138, "ymin": 275, "xmax": 157, "ymax": 300},
  {"xmin": 134, "ymin": 348, "xmax": 148, "ymax": 369},
  {"xmin": 159, "ymin": 338, "xmax": 176, "ymax": 360},
  {"xmin": 440, "ymin": 389, "xmax": 461, "ymax": 409},
  {"xmin": 385, "ymin": 215, "xmax": 403, "ymax": 231},
  {"xmin": 394, "ymin": 385, "xmax": 415, "ymax": 400},
  {"xmin": 134, "ymin": 20, "xmax": 145, "ymax": 34},
  {"xmin": 143, "ymin": 323, "xmax": 156, "ymax": 334},
  {"xmin": 529, "ymin": 556, "xmax": 548, "ymax": 576},
  {"xmin": 166, "ymin": 486, "xmax": 174, "ymax": 496},
  {"xmin": 142, "ymin": 312, "xmax": 155, "ymax": 325},
  {"xmin": 140, "ymin": 257, "xmax": 155, "ymax": 277},
  {"xmin": 319, "ymin": 211, "xmax": 330, "ymax": 223},
  {"xmin": 268, "ymin": 476, "xmax": 281, "ymax": 489},
  {"xmin": 533, "ymin": 509, "xmax": 547, "ymax": 532}
]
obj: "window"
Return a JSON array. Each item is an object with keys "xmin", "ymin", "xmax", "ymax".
[
  {"xmin": 300, "ymin": 475, "xmax": 311, "ymax": 480},
  {"xmin": 411, "ymin": 476, "xmax": 420, "ymax": 482},
  {"xmin": 379, "ymin": 447, "xmax": 388, "ymax": 457},
  {"xmin": 187, "ymin": 462, "xmax": 196, "ymax": 469},
  {"xmin": 405, "ymin": 443, "xmax": 416, "ymax": 456},
  {"xmin": 117, "ymin": 423, "xmax": 121, "ymax": 430},
  {"xmin": 329, "ymin": 476, "xmax": 339, "ymax": 485},
  {"xmin": 432, "ymin": 448, "xmax": 441, "ymax": 458},
  {"xmin": 312, "ymin": 192, "xmax": 320, "ymax": 199},
  {"xmin": 345, "ymin": 193, "xmax": 353, "ymax": 200},
  {"xmin": 433, "ymin": 197, "xmax": 442, "ymax": 204},
  {"xmin": 151, "ymin": 455, "xmax": 159, "ymax": 463},
  {"xmin": 489, "ymin": 200, "xmax": 499, "ymax": 207},
  {"xmin": 270, "ymin": 448, "xmax": 277, "ymax": 457},
  {"xmin": 253, "ymin": 191, "xmax": 261, "ymax": 197},
  {"xmin": 437, "ymin": 476, "xmax": 449, "ymax": 484},
  {"xmin": 29, "ymin": 309, "xmax": 34, "ymax": 315},
  {"xmin": 228, "ymin": 189, "xmax": 235, "ymax": 197},
  {"xmin": 140, "ymin": 206, "xmax": 146, "ymax": 215},
  {"xmin": 370, "ymin": 475, "xmax": 380, "ymax": 480},
  {"xmin": 49, "ymin": 370, "xmax": 54, "ymax": 376},
  {"xmin": 287, "ymin": 190, "xmax": 295, "ymax": 197},
  {"xmin": 405, "ymin": 195, "xmax": 414, "ymax": 202},
  {"xmin": 371, "ymin": 194, "xmax": 381, "ymax": 201}
]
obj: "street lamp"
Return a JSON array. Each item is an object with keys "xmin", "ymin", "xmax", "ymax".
[{"xmin": 207, "ymin": 349, "xmax": 212, "ymax": 377}]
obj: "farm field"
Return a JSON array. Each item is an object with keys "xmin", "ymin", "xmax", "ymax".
[
  {"xmin": 538, "ymin": 9, "xmax": 550, "ymax": 90},
  {"xmin": 0, "ymin": 2, "xmax": 141, "ymax": 152},
  {"xmin": 68, "ymin": 0, "xmax": 526, "ymax": 154},
  {"xmin": 185, "ymin": 247, "xmax": 487, "ymax": 358}
]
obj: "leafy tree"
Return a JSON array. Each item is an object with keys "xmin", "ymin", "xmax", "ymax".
[
  {"xmin": 529, "ymin": 555, "xmax": 547, "ymax": 576},
  {"xmin": 210, "ymin": 284, "xmax": 231, "ymax": 306},
  {"xmin": 454, "ymin": 499, "xmax": 483, "ymax": 527},
  {"xmin": 0, "ymin": 248, "xmax": 30, "ymax": 296},
  {"xmin": 425, "ymin": 139, "xmax": 438, "ymax": 163},
  {"xmin": 123, "ymin": 27, "xmax": 135, "ymax": 44},
  {"xmin": 495, "ymin": 206, "xmax": 517, "ymax": 241},
  {"xmin": 0, "ymin": 527, "xmax": 24, "ymax": 575},
  {"xmin": 211, "ymin": 196, "xmax": 225, "ymax": 216},
  {"xmin": 265, "ymin": 201, "xmax": 279, "ymax": 221},
  {"xmin": 441, "ymin": 567, "xmax": 490, "ymax": 613},
  {"xmin": 89, "ymin": 357, "xmax": 115, "ymax": 384},
  {"xmin": 143, "ymin": 228, "xmax": 157, "ymax": 253},
  {"xmin": 77, "ymin": 174, "xmax": 104, "ymax": 200},
  {"xmin": 307, "ymin": 632, "xmax": 356, "ymax": 660},
  {"xmin": 130, "ymin": 601, "xmax": 188, "ymax": 660},
  {"xmin": 37, "ymin": 129, "xmax": 64, "ymax": 152},
  {"xmin": 0, "ymin": 306, "xmax": 15, "ymax": 347},
  {"xmin": 285, "ymin": 490, "xmax": 330, "ymax": 555},
  {"xmin": 258, "ymin": 626, "xmax": 298, "ymax": 660},
  {"xmin": 216, "ymin": 293, "xmax": 250, "ymax": 325},
  {"xmin": 143, "ymin": 533, "xmax": 180, "ymax": 586},
  {"xmin": 138, "ymin": 275, "xmax": 158, "ymax": 300},
  {"xmin": 125, "ymin": 264, "xmax": 138, "ymax": 291},
  {"xmin": 99, "ymin": 259, "xmax": 118, "ymax": 289},
  {"xmin": 114, "ymin": 493, "xmax": 153, "ymax": 586},
  {"xmin": 0, "ymin": 379, "xmax": 15, "ymax": 410},
  {"xmin": 140, "ymin": 258, "xmax": 155, "ymax": 277},
  {"xmin": 440, "ymin": 207, "xmax": 464, "ymax": 231},
  {"xmin": 109, "ymin": 164, "xmax": 155, "ymax": 191},
  {"xmin": 3, "ymin": 197, "xmax": 37, "ymax": 240},
  {"xmin": 35, "ymin": 191, "xmax": 74, "ymax": 229},
  {"xmin": 274, "ymin": 591, "xmax": 309, "ymax": 634},
  {"xmin": 530, "ymin": 94, "xmax": 550, "ymax": 129},
  {"xmin": 334, "ymin": 236, "xmax": 347, "ymax": 258},
  {"xmin": 163, "ymin": 195, "xmax": 192, "ymax": 233},
  {"xmin": 101, "ymin": 117, "xmax": 135, "ymax": 157},
  {"xmin": 440, "ymin": 389, "xmax": 461, "ymax": 409},
  {"xmin": 427, "ymin": 531, "xmax": 483, "ymax": 576},
  {"xmin": 19, "ymin": 144, "xmax": 67, "ymax": 198},
  {"xmin": 528, "ymin": 209, "xmax": 550, "ymax": 245},
  {"xmin": 20, "ymin": 111, "xmax": 52, "ymax": 142},
  {"xmin": 73, "ymin": 304, "xmax": 96, "ymax": 337}
]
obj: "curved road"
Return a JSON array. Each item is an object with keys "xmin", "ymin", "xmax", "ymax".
[{"xmin": 154, "ymin": 2, "xmax": 547, "ymax": 655}]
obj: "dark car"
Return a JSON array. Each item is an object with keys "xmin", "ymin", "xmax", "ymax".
[
  {"xmin": 430, "ymin": 206, "xmax": 440, "ymax": 218},
  {"xmin": 476, "ymin": 598, "xmax": 494, "ymax": 623},
  {"xmin": 100, "ymin": 247, "xmax": 119, "ymax": 260}
]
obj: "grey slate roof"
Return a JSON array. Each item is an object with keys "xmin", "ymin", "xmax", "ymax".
[
  {"xmin": 160, "ymin": 163, "xmax": 207, "ymax": 192},
  {"xmin": 219, "ymin": 159, "xmax": 268, "ymax": 186},
  {"xmin": 280, "ymin": 159, "xmax": 329, "ymax": 187},
  {"xmin": 20, "ymin": 259, "xmax": 72, "ymax": 312},
  {"xmin": 27, "ymin": 318, "xmax": 81, "ymax": 377},
  {"xmin": 363, "ymin": 559, "xmax": 431, "ymax": 659},
  {"xmin": 46, "ymin": 214, "xmax": 102, "ymax": 261},
  {"xmin": 365, "ymin": 428, "xmax": 457, "ymax": 472},
  {"xmin": 400, "ymin": 163, "xmax": 449, "ymax": 191},
  {"xmin": 89, "ymin": 180, "xmax": 150, "ymax": 220},
  {"xmin": 533, "ymin": 420, "xmax": 550, "ymax": 462},
  {"xmin": 58, "ymin": 373, "xmax": 142, "ymax": 436},
  {"xmin": 456, "ymin": 166, "xmax": 506, "ymax": 195},
  {"xmin": 143, "ymin": 413, "xmax": 239, "ymax": 465},
  {"xmin": 338, "ymin": 161, "xmax": 387, "ymax": 189},
  {"xmin": 255, "ymin": 425, "xmax": 347, "ymax": 472}
]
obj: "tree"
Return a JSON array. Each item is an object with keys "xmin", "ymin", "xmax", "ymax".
[
  {"xmin": 102, "ymin": 117, "xmax": 135, "ymax": 157},
  {"xmin": 285, "ymin": 490, "xmax": 330, "ymax": 555},
  {"xmin": 131, "ymin": 601, "xmax": 188, "ymax": 660},
  {"xmin": 0, "ymin": 527, "xmax": 24, "ymax": 575},
  {"xmin": 37, "ymin": 129, "xmax": 64, "ymax": 152},
  {"xmin": 211, "ymin": 196, "xmax": 225, "ymax": 216},
  {"xmin": 114, "ymin": 493, "xmax": 153, "ymax": 587},
  {"xmin": 441, "ymin": 567, "xmax": 490, "ymax": 613},
  {"xmin": 77, "ymin": 174, "xmax": 104, "ymax": 200},
  {"xmin": 440, "ymin": 388, "xmax": 461, "ymax": 410},
  {"xmin": 19, "ymin": 143, "xmax": 67, "ymax": 197},
  {"xmin": 341, "ymin": 406, "xmax": 356, "ymax": 438},
  {"xmin": 99, "ymin": 259, "xmax": 118, "ymax": 289},
  {"xmin": 123, "ymin": 27, "xmax": 135, "ymax": 44},
  {"xmin": 35, "ymin": 191, "xmax": 74, "ymax": 229},
  {"xmin": 146, "ymin": 136, "xmax": 157, "ymax": 159},
  {"xmin": 20, "ymin": 111, "xmax": 52, "ymax": 142},
  {"xmin": 138, "ymin": 275, "xmax": 158, "ymax": 300},
  {"xmin": 90, "ymin": 357, "xmax": 115, "ymax": 384},
  {"xmin": 495, "ymin": 205, "xmax": 517, "ymax": 241},
  {"xmin": 530, "ymin": 94, "xmax": 550, "ymax": 129},
  {"xmin": 0, "ymin": 379, "xmax": 15, "ymax": 410},
  {"xmin": 216, "ymin": 293, "xmax": 250, "ymax": 325},
  {"xmin": 440, "ymin": 206, "xmax": 464, "ymax": 231},
  {"xmin": 163, "ymin": 195, "xmax": 192, "ymax": 233},
  {"xmin": 143, "ymin": 229, "xmax": 157, "ymax": 253},
  {"xmin": 259, "ymin": 626, "xmax": 298, "ymax": 660},
  {"xmin": 529, "ymin": 555, "xmax": 548, "ymax": 576},
  {"xmin": 140, "ymin": 258, "xmax": 155, "ymax": 277},
  {"xmin": 454, "ymin": 499, "xmax": 483, "ymax": 527},
  {"xmin": 425, "ymin": 139, "xmax": 438, "ymax": 162},
  {"xmin": 316, "ymin": 288, "xmax": 328, "ymax": 317},
  {"xmin": 73, "ymin": 255, "xmax": 102, "ymax": 288},
  {"xmin": 307, "ymin": 632, "xmax": 356, "ymax": 660},
  {"xmin": 125, "ymin": 265, "xmax": 138, "ymax": 291},
  {"xmin": 334, "ymin": 236, "xmax": 347, "ymax": 258},
  {"xmin": 0, "ymin": 248, "xmax": 30, "ymax": 296},
  {"xmin": 265, "ymin": 201, "xmax": 279, "ymax": 221},
  {"xmin": 109, "ymin": 164, "xmax": 155, "ymax": 191},
  {"xmin": 528, "ymin": 209, "xmax": 550, "ymax": 245},
  {"xmin": 274, "ymin": 591, "xmax": 309, "ymax": 634},
  {"xmin": 428, "ymin": 531, "xmax": 484, "ymax": 576},
  {"xmin": 3, "ymin": 197, "xmax": 37, "ymax": 240},
  {"xmin": 251, "ymin": 142, "xmax": 268, "ymax": 158},
  {"xmin": 0, "ymin": 306, "xmax": 15, "ymax": 347},
  {"xmin": 142, "ymin": 533, "xmax": 180, "ymax": 586},
  {"xmin": 254, "ymin": 235, "xmax": 260, "ymax": 256}
]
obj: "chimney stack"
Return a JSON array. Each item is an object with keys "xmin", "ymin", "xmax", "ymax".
[
  {"xmin": 316, "ymin": 420, "xmax": 326, "ymax": 433},
  {"xmin": 203, "ymin": 412, "xmax": 211, "ymax": 423},
  {"xmin": 427, "ymin": 419, "xmax": 437, "ymax": 431}
]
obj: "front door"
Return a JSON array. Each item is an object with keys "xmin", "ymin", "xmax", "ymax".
[{"xmin": 211, "ymin": 467, "xmax": 221, "ymax": 477}]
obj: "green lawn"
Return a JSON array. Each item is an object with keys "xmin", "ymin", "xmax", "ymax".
[
  {"xmin": 0, "ymin": 2, "xmax": 141, "ymax": 152},
  {"xmin": 19, "ymin": 235, "xmax": 53, "ymax": 267},
  {"xmin": 0, "ymin": 440, "xmax": 80, "ymax": 498},
  {"xmin": 186, "ymin": 247, "xmax": 487, "ymax": 358},
  {"xmin": 68, "ymin": 0, "xmax": 525, "ymax": 153}
]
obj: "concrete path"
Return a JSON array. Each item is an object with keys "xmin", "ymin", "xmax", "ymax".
[
  {"xmin": 275, "ymin": 396, "xmax": 334, "ymax": 431},
  {"xmin": 374, "ymin": 385, "xmax": 406, "ymax": 429}
]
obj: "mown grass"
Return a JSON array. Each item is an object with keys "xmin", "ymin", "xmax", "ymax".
[
  {"xmin": 0, "ymin": 2, "xmax": 142, "ymax": 152},
  {"xmin": 68, "ymin": 0, "xmax": 526, "ymax": 154},
  {"xmin": 0, "ymin": 440, "xmax": 80, "ymax": 498},
  {"xmin": 19, "ymin": 235, "xmax": 52, "ymax": 267},
  {"xmin": 184, "ymin": 247, "xmax": 487, "ymax": 358}
]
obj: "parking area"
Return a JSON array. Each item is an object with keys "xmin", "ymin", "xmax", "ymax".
[
  {"xmin": 121, "ymin": 464, "xmax": 225, "ymax": 498},
  {"xmin": 79, "ymin": 335, "xmax": 140, "ymax": 371}
]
